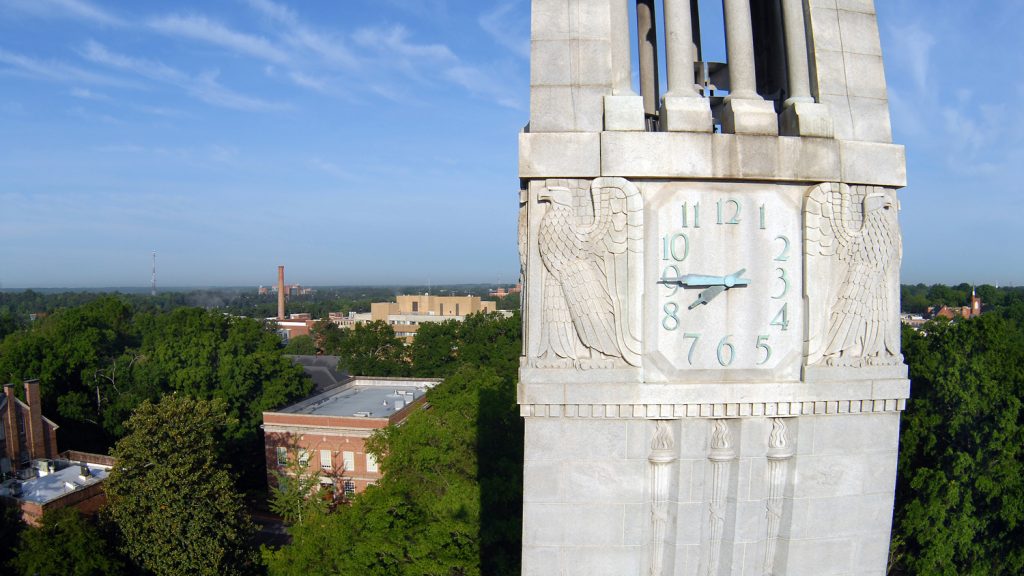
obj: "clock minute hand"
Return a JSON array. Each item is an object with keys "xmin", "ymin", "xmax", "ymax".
[{"xmin": 659, "ymin": 274, "xmax": 728, "ymax": 287}]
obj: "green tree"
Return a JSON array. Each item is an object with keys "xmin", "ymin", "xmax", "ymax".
[
  {"xmin": 0, "ymin": 505, "xmax": 23, "ymax": 569},
  {"xmin": 409, "ymin": 320, "xmax": 460, "ymax": 377},
  {"xmin": 9, "ymin": 508, "xmax": 125, "ymax": 576},
  {"xmin": 311, "ymin": 320, "xmax": 348, "ymax": 355},
  {"xmin": 282, "ymin": 334, "xmax": 317, "ymax": 355},
  {"xmin": 891, "ymin": 317, "xmax": 1024, "ymax": 575},
  {"xmin": 337, "ymin": 321, "xmax": 407, "ymax": 376},
  {"xmin": 269, "ymin": 452, "xmax": 329, "ymax": 526},
  {"xmin": 105, "ymin": 395, "xmax": 258, "ymax": 576}
]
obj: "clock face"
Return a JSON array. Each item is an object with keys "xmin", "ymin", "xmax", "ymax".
[{"xmin": 644, "ymin": 183, "xmax": 804, "ymax": 382}]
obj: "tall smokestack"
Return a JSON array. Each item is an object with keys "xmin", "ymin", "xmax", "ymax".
[{"xmin": 277, "ymin": 266, "xmax": 285, "ymax": 320}]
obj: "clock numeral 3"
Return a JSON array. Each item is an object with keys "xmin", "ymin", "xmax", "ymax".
[
  {"xmin": 662, "ymin": 302, "xmax": 680, "ymax": 331},
  {"xmin": 770, "ymin": 303, "xmax": 790, "ymax": 331},
  {"xmin": 773, "ymin": 268, "xmax": 789, "ymax": 299}
]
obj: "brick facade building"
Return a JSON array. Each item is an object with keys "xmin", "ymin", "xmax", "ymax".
[{"xmin": 262, "ymin": 376, "xmax": 440, "ymax": 497}]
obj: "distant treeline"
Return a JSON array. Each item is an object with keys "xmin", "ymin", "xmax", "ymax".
[
  {"xmin": 901, "ymin": 283, "xmax": 1024, "ymax": 315},
  {"xmin": 0, "ymin": 284, "xmax": 521, "ymax": 340}
]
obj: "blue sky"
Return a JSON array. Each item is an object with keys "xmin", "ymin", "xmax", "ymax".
[{"xmin": 0, "ymin": 0, "xmax": 1020, "ymax": 288}]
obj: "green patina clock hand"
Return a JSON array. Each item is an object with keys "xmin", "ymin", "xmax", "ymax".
[
  {"xmin": 660, "ymin": 269, "xmax": 751, "ymax": 288},
  {"xmin": 686, "ymin": 269, "xmax": 751, "ymax": 309}
]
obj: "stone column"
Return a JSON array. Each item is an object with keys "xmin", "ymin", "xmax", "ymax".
[
  {"xmin": 721, "ymin": 0, "xmax": 778, "ymax": 135},
  {"xmin": 635, "ymin": 0, "xmax": 660, "ymax": 118},
  {"xmin": 763, "ymin": 418, "xmax": 794, "ymax": 575},
  {"xmin": 779, "ymin": 0, "xmax": 834, "ymax": 137},
  {"xmin": 661, "ymin": 0, "xmax": 712, "ymax": 132},
  {"xmin": 604, "ymin": 0, "xmax": 645, "ymax": 131},
  {"xmin": 648, "ymin": 421, "xmax": 677, "ymax": 576},
  {"xmin": 705, "ymin": 419, "xmax": 735, "ymax": 576}
]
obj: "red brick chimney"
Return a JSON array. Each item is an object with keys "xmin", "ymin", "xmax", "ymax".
[
  {"xmin": 24, "ymin": 380, "xmax": 47, "ymax": 460},
  {"xmin": 277, "ymin": 266, "xmax": 286, "ymax": 321},
  {"xmin": 3, "ymin": 383, "xmax": 20, "ymax": 467}
]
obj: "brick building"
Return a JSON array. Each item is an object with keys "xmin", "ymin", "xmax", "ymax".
[
  {"xmin": 262, "ymin": 376, "xmax": 440, "ymax": 498},
  {"xmin": 1, "ymin": 381, "xmax": 112, "ymax": 526}
]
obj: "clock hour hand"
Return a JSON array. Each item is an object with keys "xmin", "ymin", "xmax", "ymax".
[{"xmin": 688, "ymin": 285, "xmax": 725, "ymax": 309}]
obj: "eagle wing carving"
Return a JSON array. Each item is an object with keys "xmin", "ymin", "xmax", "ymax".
[
  {"xmin": 805, "ymin": 183, "xmax": 902, "ymax": 367},
  {"xmin": 535, "ymin": 178, "xmax": 643, "ymax": 368}
]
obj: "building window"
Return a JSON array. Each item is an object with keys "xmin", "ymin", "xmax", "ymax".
[
  {"xmin": 276, "ymin": 447, "xmax": 287, "ymax": 466},
  {"xmin": 412, "ymin": 302, "xmax": 418, "ymax": 312},
  {"xmin": 343, "ymin": 451, "xmax": 355, "ymax": 472},
  {"xmin": 366, "ymin": 453, "xmax": 379, "ymax": 473},
  {"xmin": 320, "ymin": 449, "xmax": 332, "ymax": 470},
  {"xmin": 343, "ymin": 480, "xmax": 355, "ymax": 496},
  {"xmin": 298, "ymin": 449, "xmax": 310, "ymax": 467},
  {"xmin": 456, "ymin": 303, "xmax": 460, "ymax": 315}
]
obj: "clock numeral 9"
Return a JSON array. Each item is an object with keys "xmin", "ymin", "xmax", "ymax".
[
  {"xmin": 662, "ymin": 302, "xmax": 680, "ymax": 331},
  {"xmin": 661, "ymin": 232, "xmax": 689, "ymax": 262},
  {"xmin": 661, "ymin": 265, "xmax": 681, "ymax": 296}
]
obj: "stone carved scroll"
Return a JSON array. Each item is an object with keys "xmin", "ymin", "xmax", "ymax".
[
  {"xmin": 804, "ymin": 183, "xmax": 903, "ymax": 367},
  {"xmin": 705, "ymin": 419, "xmax": 735, "ymax": 576},
  {"xmin": 648, "ymin": 421, "xmax": 676, "ymax": 576},
  {"xmin": 533, "ymin": 177, "xmax": 643, "ymax": 369},
  {"xmin": 763, "ymin": 418, "xmax": 794, "ymax": 575}
]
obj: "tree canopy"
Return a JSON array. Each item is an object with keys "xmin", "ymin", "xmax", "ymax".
[
  {"xmin": 105, "ymin": 395, "xmax": 258, "ymax": 576},
  {"xmin": 891, "ymin": 316, "xmax": 1024, "ymax": 574},
  {"xmin": 8, "ymin": 508, "xmax": 125, "ymax": 576}
]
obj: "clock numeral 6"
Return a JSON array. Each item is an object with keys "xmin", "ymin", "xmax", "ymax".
[
  {"xmin": 662, "ymin": 302, "xmax": 680, "ymax": 331},
  {"xmin": 756, "ymin": 335, "xmax": 772, "ymax": 365},
  {"xmin": 716, "ymin": 335, "xmax": 735, "ymax": 367}
]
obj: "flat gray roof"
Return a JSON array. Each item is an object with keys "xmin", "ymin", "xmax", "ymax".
[
  {"xmin": 0, "ymin": 460, "xmax": 110, "ymax": 505},
  {"xmin": 277, "ymin": 378, "xmax": 439, "ymax": 419}
]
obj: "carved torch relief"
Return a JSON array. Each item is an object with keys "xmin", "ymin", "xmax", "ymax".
[
  {"xmin": 804, "ymin": 183, "xmax": 903, "ymax": 368},
  {"xmin": 528, "ymin": 178, "xmax": 644, "ymax": 369}
]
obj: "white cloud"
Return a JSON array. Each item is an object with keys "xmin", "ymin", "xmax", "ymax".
[
  {"xmin": 0, "ymin": 47, "xmax": 134, "ymax": 87},
  {"xmin": 3, "ymin": 0, "xmax": 125, "ymax": 26},
  {"xmin": 243, "ymin": 0, "xmax": 357, "ymax": 67},
  {"xmin": 445, "ymin": 65, "xmax": 523, "ymax": 109},
  {"xmin": 70, "ymin": 87, "xmax": 109, "ymax": 100},
  {"xmin": 479, "ymin": 2, "xmax": 529, "ymax": 58},
  {"xmin": 81, "ymin": 41, "xmax": 287, "ymax": 111},
  {"xmin": 888, "ymin": 23, "xmax": 935, "ymax": 94},
  {"xmin": 148, "ymin": 14, "xmax": 289, "ymax": 64},
  {"xmin": 308, "ymin": 157, "xmax": 347, "ymax": 178},
  {"xmin": 352, "ymin": 25, "xmax": 456, "ymax": 62},
  {"xmin": 288, "ymin": 71, "xmax": 326, "ymax": 91}
]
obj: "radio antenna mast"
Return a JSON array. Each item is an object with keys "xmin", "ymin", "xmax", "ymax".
[{"xmin": 151, "ymin": 251, "xmax": 157, "ymax": 296}]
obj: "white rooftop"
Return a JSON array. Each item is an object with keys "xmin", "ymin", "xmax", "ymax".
[
  {"xmin": 277, "ymin": 378, "xmax": 438, "ymax": 419},
  {"xmin": 0, "ymin": 460, "xmax": 110, "ymax": 504}
]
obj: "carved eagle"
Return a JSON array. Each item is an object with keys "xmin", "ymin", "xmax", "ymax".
[
  {"xmin": 536, "ymin": 178, "xmax": 642, "ymax": 367},
  {"xmin": 805, "ymin": 183, "xmax": 902, "ymax": 367}
]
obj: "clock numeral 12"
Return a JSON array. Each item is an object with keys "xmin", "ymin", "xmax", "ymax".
[{"xmin": 716, "ymin": 198, "xmax": 741, "ymax": 225}]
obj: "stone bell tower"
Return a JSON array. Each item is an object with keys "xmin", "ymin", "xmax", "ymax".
[{"xmin": 517, "ymin": 1, "xmax": 908, "ymax": 575}]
